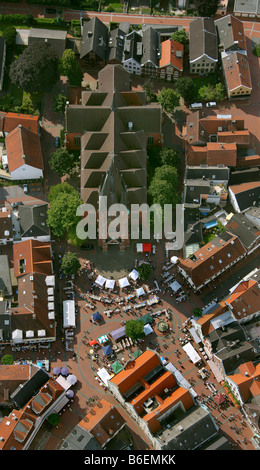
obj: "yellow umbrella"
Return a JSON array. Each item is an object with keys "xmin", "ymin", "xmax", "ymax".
[{"xmin": 89, "ymin": 349, "xmax": 94, "ymax": 355}]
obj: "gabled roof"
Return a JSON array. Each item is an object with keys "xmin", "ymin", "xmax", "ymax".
[
  {"xmin": 215, "ymin": 14, "xmax": 247, "ymax": 51},
  {"xmin": 5, "ymin": 125, "xmax": 43, "ymax": 173},
  {"xmin": 13, "ymin": 239, "xmax": 52, "ymax": 278},
  {"xmin": 222, "ymin": 52, "xmax": 252, "ymax": 92},
  {"xmin": 159, "ymin": 39, "xmax": 183, "ymax": 71},
  {"xmin": 228, "ymin": 361, "xmax": 260, "ymax": 402},
  {"xmin": 225, "ymin": 213, "xmax": 260, "ymax": 250},
  {"xmin": 123, "ymin": 30, "xmax": 143, "ymax": 64},
  {"xmin": 17, "ymin": 203, "xmax": 50, "ymax": 238},
  {"xmin": 229, "ymin": 181, "xmax": 260, "ymax": 212},
  {"xmin": 189, "ymin": 17, "xmax": 218, "ymax": 62},
  {"xmin": 219, "ymin": 278, "xmax": 260, "ymax": 319},
  {"xmin": 4, "ymin": 113, "xmax": 39, "ymax": 134},
  {"xmin": 186, "ymin": 165, "xmax": 229, "ymax": 181},
  {"xmin": 107, "ymin": 28, "xmax": 125, "ymax": 62},
  {"xmin": 141, "ymin": 26, "xmax": 160, "ymax": 67},
  {"xmin": 80, "ymin": 16, "xmax": 109, "ymax": 60}
]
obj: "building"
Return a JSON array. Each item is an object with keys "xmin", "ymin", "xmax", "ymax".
[
  {"xmin": 158, "ymin": 39, "xmax": 183, "ymax": 81},
  {"xmin": 189, "ymin": 18, "xmax": 218, "ymax": 75},
  {"xmin": 3, "ymin": 113, "xmax": 40, "ymax": 136},
  {"xmin": 215, "ymin": 15, "xmax": 252, "ymax": 98},
  {"xmin": 122, "ymin": 30, "xmax": 143, "ymax": 76},
  {"xmin": 140, "ymin": 26, "xmax": 160, "ymax": 77},
  {"xmin": 0, "ymin": 37, "xmax": 6, "ymax": 91},
  {"xmin": 0, "ymin": 205, "xmax": 13, "ymax": 245},
  {"xmin": 228, "ymin": 182, "xmax": 260, "ymax": 213},
  {"xmin": 225, "ymin": 212, "xmax": 260, "ymax": 254},
  {"xmin": 234, "ymin": 0, "xmax": 260, "ymax": 18},
  {"xmin": 80, "ymin": 16, "xmax": 108, "ymax": 66},
  {"xmin": 178, "ymin": 231, "xmax": 246, "ymax": 292},
  {"xmin": 65, "ymin": 64, "xmax": 163, "ymax": 250},
  {"xmin": 107, "ymin": 28, "xmax": 125, "ymax": 64},
  {"xmin": 28, "ymin": 28, "xmax": 67, "ymax": 57},
  {"xmin": 245, "ymin": 206, "xmax": 260, "ymax": 229},
  {"xmin": 0, "ymin": 363, "xmax": 40, "ymax": 407},
  {"xmin": 4, "ymin": 125, "xmax": 43, "ymax": 180},
  {"xmin": 13, "ymin": 203, "xmax": 50, "ymax": 242},
  {"xmin": 216, "ymin": 0, "xmax": 229, "ymax": 16}
]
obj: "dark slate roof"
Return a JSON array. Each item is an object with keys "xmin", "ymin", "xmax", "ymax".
[
  {"xmin": 0, "ymin": 254, "xmax": 12, "ymax": 297},
  {"xmin": 184, "ymin": 221, "xmax": 204, "ymax": 246},
  {"xmin": 184, "ymin": 179, "xmax": 210, "ymax": 204},
  {"xmin": 214, "ymin": 14, "xmax": 246, "ymax": 52},
  {"xmin": 0, "ymin": 37, "xmax": 5, "ymax": 82},
  {"xmin": 189, "ymin": 17, "xmax": 218, "ymax": 62},
  {"xmin": 17, "ymin": 203, "xmax": 50, "ymax": 238},
  {"xmin": 0, "ymin": 308, "xmax": 12, "ymax": 342},
  {"xmin": 225, "ymin": 213, "xmax": 260, "ymax": 249},
  {"xmin": 123, "ymin": 30, "xmax": 143, "ymax": 63},
  {"xmin": 107, "ymin": 28, "xmax": 125, "ymax": 62},
  {"xmin": 11, "ymin": 368, "xmax": 50, "ymax": 409},
  {"xmin": 186, "ymin": 166, "xmax": 230, "ymax": 181},
  {"xmin": 80, "ymin": 16, "xmax": 108, "ymax": 60},
  {"xmin": 202, "ymin": 435, "xmax": 233, "ymax": 450},
  {"xmin": 141, "ymin": 26, "xmax": 160, "ymax": 67},
  {"xmin": 60, "ymin": 424, "xmax": 101, "ymax": 450},
  {"xmin": 231, "ymin": 184, "xmax": 260, "ymax": 212},
  {"xmin": 28, "ymin": 28, "xmax": 66, "ymax": 57},
  {"xmin": 229, "ymin": 167, "xmax": 260, "ymax": 185}
]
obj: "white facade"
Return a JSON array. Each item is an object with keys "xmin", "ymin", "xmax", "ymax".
[
  {"xmin": 190, "ymin": 54, "xmax": 218, "ymax": 74},
  {"xmin": 122, "ymin": 58, "xmax": 141, "ymax": 75},
  {"xmin": 10, "ymin": 163, "xmax": 43, "ymax": 180}
]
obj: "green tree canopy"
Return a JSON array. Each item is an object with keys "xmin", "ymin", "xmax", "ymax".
[
  {"xmin": 159, "ymin": 147, "xmax": 181, "ymax": 168},
  {"xmin": 157, "ymin": 87, "xmax": 180, "ymax": 113},
  {"xmin": 148, "ymin": 165, "xmax": 180, "ymax": 206},
  {"xmin": 171, "ymin": 30, "xmax": 188, "ymax": 45},
  {"xmin": 137, "ymin": 263, "xmax": 151, "ymax": 281},
  {"xmin": 10, "ymin": 42, "xmax": 59, "ymax": 93},
  {"xmin": 2, "ymin": 26, "xmax": 16, "ymax": 47},
  {"xmin": 142, "ymin": 78, "xmax": 157, "ymax": 103},
  {"xmin": 175, "ymin": 77, "xmax": 196, "ymax": 103},
  {"xmin": 198, "ymin": 82, "xmax": 226, "ymax": 102},
  {"xmin": 49, "ymin": 147, "xmax": 77, "ymax": 177},
  {"xmin": 193, "ymin": 0, "xmax": 219, "ymax": 17},
  {"xmin": 125, "ymin": 320, "xmax": 145, "ymax": 341},
  {"xmin": 61, "ymin": 252, "xmax": 81, "ymax": 275},
  {"xmin": 60, "ymin": 49, "xmax": 83, "ymax": 86},
  {"xmin": 53, "ymin": 93, "xmax": 67, "ymax": 113},
  {"xmin": 47, "ymin": 413, "xmax": 60, "ymax": 427},
  {"xmin": 48, "ymin": 182, "xmax": 76, "ymax": 203},
  {"xmin": 47, "ymin": 187, "xmax": 82, "ymax": 237},
  {"xmin": 1, "ymin": 354, "xmax": 14, "ymax": 365}
]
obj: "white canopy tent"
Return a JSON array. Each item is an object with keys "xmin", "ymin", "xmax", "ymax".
[
  {"xmin": 144, "ymin": 324, "xmax": 153, "ymax": 336},
  {"xmin": 63, "ymin": 300, "xmax": 76, "ymax": 328},
  {"xmin": 170, "ymin": 256, "xmax": 179, "ymax": 265},
  {"xmin": 95, "ymin": 275, "xmax": 106, "ymax": 287},
  {"xmin": 12, "ymin": 329, "xmax": 23, "ymax": 342},
  {"xmin": 129, "ymin": 269, "xmax": 139, "ymax": 281},
  {"xmin": 97, "ymin": 367, "xmax": 112, "ymax": 386},
  {"xmin": 182, "ymin": 342, "xmax": 201, "ymax": 364},
  {"xmin": 136, "ymin": 287, "xmax": 145, "ymax": 297},
  {"xmin": 105, "ymin": 279, "xmax": 115, "ymax": 290},
  {"xmin": 170, "ymin": 280, "xmax": 182, "ymax": 293},
  {"xmin": 37, "ymin": 329, "xmax": 46, "ymax": 337},
  {"xmin": 136, "ymin": 243, "xmax": 143, "ymax": 253},
  {"xmin": 45, "ymin": 275, "xmax": 55, "ymax": 287},
  {"xmin": 118, "ymin": 277, "xmax": 130, "ymax": 288}
]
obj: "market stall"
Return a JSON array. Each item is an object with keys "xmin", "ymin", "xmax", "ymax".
[
  {"xmin": 182, "ymin": 342, "xmax": 201, "ymax": 365},
  {"xmin": 63, "ymin": 300, "xmax": 76, "ymax": 329}
]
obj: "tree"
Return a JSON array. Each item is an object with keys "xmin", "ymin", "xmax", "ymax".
[
  {"xmin": 125, "ymin": 320, "xmax": 145, "ymax": 341},
  {"xmin": 1, "ymin": 354, "xmax": 14, "ymax": 365},
  {"xmin": 157, "ymin": 87, "xmax": 180, "ymax": 113},
  {"xmin": 2, "ymin": 26, "xmax": 16, "ymax": 47},
  {"xmin": 47, "ymin": 188, "xmax": 82, "ymax": 237},
  {"xmin": 193, "ymin": 307, "xmax": 202, "ymax": 317},
  {"xmin": 143, "ymin": 78, "xmax": 157, "ymax": 103},
  {"xmin": 60, "ymin": 49, "xmax": 83, "ymax": 86},
  {"xmin": 53, "ymin": 94, "xmax": 67, "ymax": 113},
  {"xmin": 175, "ymin": 77, "xmax": 196, "ymax": 103},
  {"xmin": 193, "ymin": 0, "xmax": 219, "ymax": 17},
  {"xmin": 47, "ymin": 413, "xmax": 60, "ymax": 427},
  {"xmin": 49, "ymin": 147, "xmax": 77, "ymax": 176},
  {"xmin": 148, "ymin": 165, "xmax": 180, "ymax": 206},
  {"xmin": 159, "ymin": 147, "xmax": 181, "ymax": 168},
  {"xmin": 214, "ymin": 82, "xmax": 226, "ymax": 101},
  {"xmin": 137, "ymin": 263, "xmax": 151, "ymax": 281},
  {"xmin": 171, "ymin": 30, "xmax": 188, "ymax": 45},
  {"xmin": 61, "ymin": 252, "xmax": 81, "ymax": 275},
  {"xmin": 48, "ymin": 182, "xmax": 76, "ymax": 203},
  {"xmin": 198, "ymin": 82, "xmax": 226, "ymax": 102},
  {"xmin": 10, "ymin": 42, "xmax": 59, "ymax": 93}
]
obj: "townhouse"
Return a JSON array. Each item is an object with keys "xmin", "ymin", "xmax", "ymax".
[
  {"xmin": 158, "ymin": 39, "xmax": 183, "ymax": 81},
  {"xmin": 189, "ymin": 18, "xmax": 218, "ymax": 75},
  {"xmin": 233, "ymin": 0, "xmax": 260, "ymax": 18},
  {"xmin": 228, "ymin": 181, "xmax": 260, "ymax": 213}
]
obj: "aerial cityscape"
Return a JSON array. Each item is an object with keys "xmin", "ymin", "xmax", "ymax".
[{"xmin": 0, "ymin": 0, "xmax": 259, "ymax": 454}]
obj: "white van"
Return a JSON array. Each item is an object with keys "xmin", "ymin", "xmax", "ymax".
[{"xmin": 189, "ymin": 102, "xmax": 203, "ymax": 110}]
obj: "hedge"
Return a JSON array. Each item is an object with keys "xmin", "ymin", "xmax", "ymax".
[
  {"xmin": 26, "ymin": 0, "xmax": 71, "ymax": 6},
  {"xmin": 0, "ymin": 14, "xmax": 34, "ymax": 25}
]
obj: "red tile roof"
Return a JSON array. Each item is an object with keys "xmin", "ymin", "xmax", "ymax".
[
  {"xmin": 206, "ymin": 142, "xmax": 237, "ymax": 166},
  {"xmin": 4, "ymin": 113, "xmax": 39, "ymax": 134},
  {"xmin": 159, "ymin": 39, "xmax": 183, "ymax": 71},
  {"xmin": 222, "ymin": 52, "xmax": 252, "ymax": 93},
  {"xmin": 219, "ymin": 279, "xmax": 260, "ymax": 320},
  {"xmin": 5, "ymin": 125, "xmax": 43, "ymax": 173},
  {"xmin": 228, "ymin": 362, "xmax": 260, "ymax": 403},
  {"xmin": 13, "ymin": 239, "xmax": 52, "ymax": 278},
  {"xmin": 229, "ymin": 181, "xmax": 260, "ymax": 195},
  {"xmin": 217, "ymin": 130, "xmax": 250, "ymax": 146}
]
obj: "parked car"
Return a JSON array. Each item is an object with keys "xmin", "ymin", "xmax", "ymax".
[
  {"xmin": 23, "ymin": 184, "xmax": 28, "ymax": 193},
  {"xmin": 206, "ymin": 102, "xmax": 217, "ymax": 108},
  {"xmin": 189, "ymin": 102, "xmax": 203, "ymax": 110},
  {"xmin": 46, "ymin": 8, "xmax": 56, "ymax": 13},
  {"xmin": 54, "ymin": 136, "xmax": 60, "ymax": 148}
]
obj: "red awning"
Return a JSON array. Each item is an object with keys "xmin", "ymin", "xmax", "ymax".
[
  {"xmin": 89, "ymin": 339, "xmax": 97, "ymax": 346},
  {"xmin": 143, "ymin": 243, "xmax": 151, "ymax": 252}
]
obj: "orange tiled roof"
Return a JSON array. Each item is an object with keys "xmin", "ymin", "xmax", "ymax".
[
  {"xmin": 206, "ymin": 142, "xmax": 237, "ymax": 166},
  {"xmin": 13, "ymin": 239, "xmax": 52, "ymax": 278},
  {"xmin": 218, "ymin": 130, "xmax": 250, "ymax": 146},
  {"xmin": 5, "ymin": 125, "xmax": 43, "ymax": 173},
  {"xmin": 222, "ymin": 52, "xmax": 252, "ymax": 93},
  {"xmin": 228, "ymin": 362, "xmax": 260, "ymax": 402},
  {"xmin": 229, "ymin": 181, "xmax": 260, "ymax": 195},
  {"xmin": 4, "ymin": 112, "xmax": 39, "ymax": 134},
  {"xmin": 159, "ymin": 39, "xmax": 183, "ymax": 71},
  {"xmin": 219, "ymin": 279, "xmax": 260, "ymax": 320}
]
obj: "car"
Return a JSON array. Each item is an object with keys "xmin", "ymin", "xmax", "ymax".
[
  {"xmin": 189, "ymin": 102, "xmax": 203, "ymax": 110},
  {"xmin": 46, "ymin": 8, "xmax": 56, "ymax": 13},
  {"xmin": 54, "ymin": 136, "xmax": 60, "ymax": 148},
  {"xmin": 23, "ymin": 184, "xmax": 28, "ymax": 193},
  {"xmin": 206, "ymin": 102, "xmax": 217, "ymax": 108}
]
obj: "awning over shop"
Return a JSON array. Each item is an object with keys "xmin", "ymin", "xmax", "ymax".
[
  {"xmin": 110, "ymin": 326, "xmax": 125, "ymax": 340},
  {"xmin": 63, "ymin": 300, "xmax": 76, "ymax": 328},
  {"xmin": 89, "ymin": 339, "xmax": 97, "ymax": 346},
  {"xmin": 98, "ymin": 335, "xmax": 109, "ymax": 344},
  {"xmin": 182, "ymin": 342, "xmax": 201, "ymax": 364}
]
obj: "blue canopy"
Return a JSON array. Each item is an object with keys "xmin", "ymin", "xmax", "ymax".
[
  {"xmin": 204, "ymin": 220, "xmax": 217, "ymax": 229},
  {"xmin": 93, "ymin": 311, "xmax": 101, "ymax": 321},
  {"xmin": 102, "ymin": 345, "xmax": 113, "ymax": 356}
]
